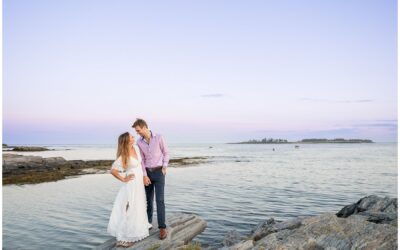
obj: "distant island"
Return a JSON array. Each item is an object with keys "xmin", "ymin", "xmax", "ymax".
[{"xmin": 229, "ymin": 138, "xmax": 374, "ymax": 144}]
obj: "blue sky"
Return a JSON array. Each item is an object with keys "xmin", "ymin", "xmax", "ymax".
[{"xmin": 3, "ymin": 0, "xmax": 397, "ymax": 143}]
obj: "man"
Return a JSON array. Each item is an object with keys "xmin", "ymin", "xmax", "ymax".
[{"xmin": 133, "ymin": 118, "xmax": 169, "ymax": 240}]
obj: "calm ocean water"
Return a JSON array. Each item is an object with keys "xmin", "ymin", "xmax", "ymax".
[{"xmin": 3, "ymin": 142, "xmax": 398, "ymax": 249}]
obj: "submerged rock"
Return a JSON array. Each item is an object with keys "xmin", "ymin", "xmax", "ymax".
[
  {"xmin": 169, "ymin": 157, "xmax": 209, "ymax": 166},
  {"xmin": 222, "ymin": 230, "xmax": 246, "ymax": 247}
]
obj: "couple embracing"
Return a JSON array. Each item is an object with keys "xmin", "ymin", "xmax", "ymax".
[{"xmin": 107, "ymin": 118, "xmax": 169, "ymax": 248}]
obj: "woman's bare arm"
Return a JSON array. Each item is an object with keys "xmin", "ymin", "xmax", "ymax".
[{"xmin": 110, "ymin": 169, "xmax": 135, "ymax": 182}]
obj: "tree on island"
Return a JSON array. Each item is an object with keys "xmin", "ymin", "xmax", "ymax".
[
  {"xmin": 243, "ymin": 138, "xmax": 288, "ymax": 144},
  {"xmin": 232, "ymin": 138, "xmax": 373, "ymax": 144}
]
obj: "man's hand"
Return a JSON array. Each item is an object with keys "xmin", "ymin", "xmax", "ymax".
[
  {"xmin": 162, "ymin": 167, "xmax": 166, "ymax": 176},
  {"xmin": 143, "ymin": 176, "xmax": 151, "ymax": 186}
]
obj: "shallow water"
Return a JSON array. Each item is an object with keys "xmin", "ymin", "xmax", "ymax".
[{"xmin": 3, "ymin": 143, "xmax": 397, "ymax": 249}]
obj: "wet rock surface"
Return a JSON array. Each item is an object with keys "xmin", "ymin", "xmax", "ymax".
[
  {"xmin": 96, "ymin": 213, "xmax": 207, "ymax": 250},
  {"xmin": 219, "ymin": 195, "xmax": 397, "ymax": 250}
]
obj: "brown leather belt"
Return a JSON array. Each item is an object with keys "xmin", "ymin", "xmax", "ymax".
[{"xmin": 146, "ymin": 166, "xmax": 163, "ymax": 172}]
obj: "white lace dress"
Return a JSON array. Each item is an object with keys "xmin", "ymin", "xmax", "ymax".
[{"xmin": 107, "ymin": 145, "xmax": 152, "ymax": 242}]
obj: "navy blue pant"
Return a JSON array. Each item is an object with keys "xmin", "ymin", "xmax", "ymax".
[{"xmin": 145, "ymin": 168, "xmax": 166, "ymax": 229}]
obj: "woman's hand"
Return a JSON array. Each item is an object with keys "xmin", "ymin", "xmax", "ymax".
[{"xmin": 123, "ymin": 174, "xmax": 135, "ymax": 182}]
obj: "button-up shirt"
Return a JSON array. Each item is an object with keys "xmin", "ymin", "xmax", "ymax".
[{"xmin": 137, "ymin": 131, "xmax": 170, "ymax": 176}]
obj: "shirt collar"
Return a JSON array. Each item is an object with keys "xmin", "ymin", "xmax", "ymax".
[{"xmin": 141, "ymin": 130, "xmax": 155, "ymax": 141}]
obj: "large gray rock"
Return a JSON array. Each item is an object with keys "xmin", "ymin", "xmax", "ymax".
[
  {"xmin": 221, "ymin": 195, "xmax": 397, "ymax": 250},
  {"xmin": 250, "ymin": 217, "xmax": 306, "ymax": 241},
  {"xmin": 336, "ymin": 195, "xmax": 398, "ymax": 226},
  {"xmin": 219, "ymin": 217, "xmax": 308, "ymax": 250},
  {"xmin": 95, "ymin": 213, "xmax": 207, "ymax": 250},
  {"xmin": 254, "ymin": 212, "xmax": 397, "ymax": 249}
]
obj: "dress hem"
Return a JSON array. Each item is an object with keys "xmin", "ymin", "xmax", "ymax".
[{"xmin": 108, "ymin": 231, "xmax": 150, "ymax": 243}]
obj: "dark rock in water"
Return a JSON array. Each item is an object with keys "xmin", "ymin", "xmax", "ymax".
[
  {"xmin": 2, "ymin": 153, "xmax": 113, "ymax": 185},
  {"xmin": 2, "ymin": 144, "xmax": 15, "ymax": 151},
  {"xmin": 11, "ymin": 146, "xmax": 50, "ymax": 151},
  {"xmin": 3, "ymin": 154, "xmax": 66, "ymax": 173},
  {"xmin": 2, "ymin": 154, "xmax": 110, "ymax": 174},
  {"xmin": 336, "ymin": 195, "xmax": 397, "ymax": 216},
  {"xmin": 2, "ymin": 154, "xmax": 211, "ymax": 185},
  {"xmin": 336, "ymin": 195, "xmax": 397, "ymax": 226},
  {"xmin": 168, "ymin": 157, "xmax": 209, "ymax": 166},
  {"xmin": 219, "ymin": 195, "xmax": 397, "ymax": 250}
]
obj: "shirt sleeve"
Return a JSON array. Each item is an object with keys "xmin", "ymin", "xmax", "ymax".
[
  {"xmin": 160, "ymin": 135, "xmax": 170, "ymax": 168},
  {"xmin": 137, "ymin": 144, "xmax": 148, "ymax": 176}
]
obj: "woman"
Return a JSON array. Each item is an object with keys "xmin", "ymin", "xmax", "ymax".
[{"xmin": 107, "ymin": 132, "xmax": 152, "ymax": 248}]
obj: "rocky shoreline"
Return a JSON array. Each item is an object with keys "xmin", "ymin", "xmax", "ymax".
[
  {"xmin": 95, "ymin": 195, "xmax": 397, "ymax": 249},
  {"xmin": 2, "ymin": 145, "xmax": 52, "ymax": 152},
  {"xmin": 218, "ymin": 195, "xmax": 397, "ymax": 250},
  {"xmin": 2, "ymin": 154, "xmax": 209, "ymax": 185}
]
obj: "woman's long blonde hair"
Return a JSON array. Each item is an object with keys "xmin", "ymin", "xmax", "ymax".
[{"xmin": 117, "ymin": 132, "xmax": 131, "ymax": 169}]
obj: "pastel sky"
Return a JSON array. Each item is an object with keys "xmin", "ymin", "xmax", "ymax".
[{"xmin": 3, "ymin": 0, "xmax": 397, "ymax": 144}]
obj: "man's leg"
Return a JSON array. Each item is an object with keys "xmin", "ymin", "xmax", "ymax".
[
  {"xmin": 145, "ymin": 172, "xmax": 155, "ymax": 224},
  {"xmin": 154, "ymin": 169, "xmax": 166, "ymax": 229}
]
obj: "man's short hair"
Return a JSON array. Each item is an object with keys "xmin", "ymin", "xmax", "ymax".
[{"xmin": 132, "ymin": 118, "xmax": 148, "ymax": 128}]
